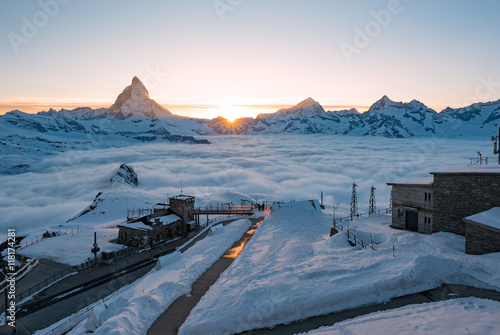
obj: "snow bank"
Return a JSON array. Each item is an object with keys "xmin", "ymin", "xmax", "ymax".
[
  {"xmin": 179, "ymin": 210, "xmax": 500, "ymax": 335},
  {"xmin": 304, "ymin": 298, "xmax": 500, "ymax": 335},
  {"xmin": 89, "ymin": 219, "xmax": 252, "ymax": 335}
]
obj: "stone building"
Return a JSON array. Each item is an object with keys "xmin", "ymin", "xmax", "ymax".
[
  {"xmin": 388, "ymin": 165, "xmax": 500, "ymax": 235},
  {"xmin": 464, "ymin": 208, "xmax": 500, "ymax": 255},
  {"xmin": 118, "ymin": 194, "xmax": 196, "ymax": 245},
  {"xmin": 169, "ymin": 195, "xmax": 195, "ymax": 225},
  {"xmin": 431, "ymin": 166, "xmax": 500, "ymax": 235},
  {"xmin": 387, "ymin": 177, "xmax": 434, "ymax": 234},
  {"xmin": 118, "ymin": 213, "xmax": 182, "ymax": 245}
]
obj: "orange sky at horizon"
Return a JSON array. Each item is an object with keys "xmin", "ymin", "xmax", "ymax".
[{"xmin": 0, "ymin": 100, "xmax": 458, "ymax": 120}]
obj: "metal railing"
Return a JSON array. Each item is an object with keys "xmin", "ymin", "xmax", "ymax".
[{"xmin": 331, "ymin": 208, "xmax": 392, "ymax": 250}]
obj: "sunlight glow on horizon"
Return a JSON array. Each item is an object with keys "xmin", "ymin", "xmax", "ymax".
[{"xmin": 1, "ymin": 1, "xmax": 499, "ymax": 121}]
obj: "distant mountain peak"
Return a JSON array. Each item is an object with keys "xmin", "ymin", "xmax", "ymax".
[
  {"xmin": 369, "ymin": 95, "xmax": 394, "ymax": 111},
  {"xmin": 109, "ymin": 76, "xmax": 173, "ymax": 118},
  {"xmin": 297, "ymin": 97, "xmax": 318, "ymax": 107},
  {"xmin": 368, "ymin": 95, "xmax": 429, "ymax": 113}
]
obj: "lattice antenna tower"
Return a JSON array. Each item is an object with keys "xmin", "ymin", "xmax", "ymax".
[
  {"xmin": 350, "ymin": 182, "xmax": 358, "ymax": 219},
  {"xmin": 369, "ymin": 185, "xmax": 376, "ymax": 215}
]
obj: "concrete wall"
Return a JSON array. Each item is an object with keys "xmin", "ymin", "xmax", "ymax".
[
  {"xmin": 433, "ymin": 173, "xmax": 500, "ymax": 236},
  {"xmin": 465, "ymin": 220, "xmax": 500, "ymax": 255},
  {"xmin": 390, "ymin": 184, "xmax": 433, "ymax": 233}
]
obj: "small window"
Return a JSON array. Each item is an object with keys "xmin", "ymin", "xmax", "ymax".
[
  {"xmin": 429, "ymin": 194, "xmax": 431, "ymax": 201},
  {"xmin": 425, "ymin": 193, "xmax": 428, "ymax": 201},
  {"xmin": 428, "ymin": 218, "xmax": 431, "ymax": 224},
  {"xmin": 398, "ymin": 209, "xmax": 404, "ymax": 217},
  {"xmin": 424, "ymin": 217, "xmax": 427, "ymax": 224}
]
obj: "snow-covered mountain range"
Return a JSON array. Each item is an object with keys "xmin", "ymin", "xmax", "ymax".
[
  {"xmin": 1, "ymin": 76, "xmax": 499, "ymax": 174},
  {"xmin": 218, "ymin": 95, "xmax": 500, "ymax": 138}
]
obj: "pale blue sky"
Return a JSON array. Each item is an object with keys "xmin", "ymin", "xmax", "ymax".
[{"xmin": 1, "ymin": 0, "xmax": 499, "ymax": 118}]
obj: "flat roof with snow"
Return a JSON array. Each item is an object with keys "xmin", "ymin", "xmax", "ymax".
[
  {"xmin": 464, "ymin": 207, "xmax": 500, "ymax": 230},
  {"xmin": 158, "ymin": 214, "xmax": 181, "ymax": 225},
  {"xmin": 431, "ymin": 165, "xmax": 500, "ymax": 174},
  {"xmin": 387, "ymin": 177, "xmax": 434, "ymax": 186},
  {"xmin": 118, "ymin": 221, "xmax": 152, "ymax": 231},
  {"xmin": 170, "ymin": 194, "xmax": 195, "ymax": 201}
]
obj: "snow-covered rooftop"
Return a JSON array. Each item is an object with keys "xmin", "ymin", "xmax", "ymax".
[
  {"xmin": 159, "ymin": 214, "xmax": 181, "ymax": 225},
  {"xmin": 170, "ymin": 194, "xmax": 195, "ymax": 202},
  {"xmin": 432, "ymin": 164, "xmax": 500, "ymax": 174},
  {"xmin": 465, "ymin": 207, "xmax": 500, "ymax": 230},
  {"xmin": 119, "ymin": 221, "xmax": 152, "ymax": 231},
  {"xmin": 387, "ymin": 176, "xmax": 434, "ymax": 186}
]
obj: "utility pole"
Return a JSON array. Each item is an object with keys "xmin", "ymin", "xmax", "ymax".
[
  {"xmin": 369, "ymin": 185, "xmax": 376, "ymax": 215},
  {"xmin": 91, "ymin": 232, "xmax": 100, "ymax": 259},
  {"xmin": 333, "ymin": 201, "xmax": 340, "ymax": 227},
  {"xmin": 350, "ymin": 182, "xmax": 358, "ymax": 220},
  {"xmin": 492, "ymin": 127, "xmax": 500, "ymax": 165},
  {"xmin": 320, "ymin": 191, "xmax": 325, "ymax": 209}
]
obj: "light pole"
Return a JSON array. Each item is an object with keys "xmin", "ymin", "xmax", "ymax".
[
  {"xmin": 492, "ymin": 127, "xmax": 500, "ymax": 165},
  {"xmin": 333, "ymin": 201, "xmax": 340, "ymax": 228}
]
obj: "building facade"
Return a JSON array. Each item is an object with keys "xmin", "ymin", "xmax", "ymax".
[
  {"xmin": 118, "ymin": 194, "xmax": 196, "ymax": 245},
  {"xmin": 387, "ymin": 166, "xmax": 500, "ymax": 237},
  {"xmin": 432, "ymin": 171, "xmax": 500, "ymax": 235},
  {"xmin": 387, "ymin": 178, "xmax": 434, "ymax": 234}
]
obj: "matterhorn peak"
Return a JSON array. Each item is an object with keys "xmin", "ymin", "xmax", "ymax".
[
  {"xmin": 297, "ymin": 97, "xmax": 318, "ymax": 106},
  {"xmin": 109, "ymin": 76, "xmax": 173, "ymax": 118}
]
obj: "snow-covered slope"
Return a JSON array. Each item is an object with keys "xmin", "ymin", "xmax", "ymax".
[
  {"xmin": 66, "ymin": 189, "xmax": 165, "ymax": 226},
  {"xmin": 2, "ymin": 76, "xmax": 500, "ymax": 174},
  {"xmin": 0, "ymin": 77, "xmax": 211, "ymax": 174},
  {"xmin": 304, "ymin": 298, "xmax": 500, "ymax": 335},
  {"xmin": 179, "ymin": 209, "xmax": 500, "ymax": 334}
]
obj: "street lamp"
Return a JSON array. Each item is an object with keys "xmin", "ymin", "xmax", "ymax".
[
  {"xmin": 333, "ymin": 201, "xmax": 340, "ymax": 228},
  {"xmin": 492, "ymin": 127, "xmax": 500, "ymax": 165}
]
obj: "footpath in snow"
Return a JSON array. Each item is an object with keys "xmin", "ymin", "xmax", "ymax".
[
  {"xmin": 56, "ymin": 218, "xmax": 252, "ymax": 335},
  {"xmin": 179, "ymin": 205, "xmax": 500, "ymax": 335}
]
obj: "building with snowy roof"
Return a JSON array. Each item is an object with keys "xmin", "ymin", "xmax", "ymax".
[
  {"xmin": 387, "ymin": 165, "xmax": 500, "ymax": 239},
  {"xmin": 464, "ymin": 207, "xmax": 500, "ymax": 255},
  {"xmin": 387, "ymin": 177, "xmax": 434, "ymax": 234},
  {"xmin": 118, "ymin": 194, "xmax": 195, "ymax": 245}
]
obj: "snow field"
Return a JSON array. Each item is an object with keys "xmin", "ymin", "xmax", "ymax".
[
  {"xmin": 20, "ymin": 220, "xmax": 124, "ymax": 265},
  {"xmin": 84, "ymin": 218, "xmax": 252, "ymax": 335},
  {"xmin": 303, "ymin": 298, "xmax": 500, "ymax": 335},
  {"xmin": 179, "ymin": 208, "xmax": 500, "ymax": 335}
]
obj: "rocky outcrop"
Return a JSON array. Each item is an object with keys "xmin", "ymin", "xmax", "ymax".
[{"xmin": 111, "ymin": 163, "xmax": 139, "ymax": 187}]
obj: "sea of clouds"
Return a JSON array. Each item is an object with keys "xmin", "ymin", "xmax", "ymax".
[{"xmin": 0, "ymin": 134, "xmax": 492, "ymax": 241}]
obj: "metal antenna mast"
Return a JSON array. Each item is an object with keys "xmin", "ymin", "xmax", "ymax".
[
  {"xmin": 350, "ymin": 182, "xmax": 358, "ymax": 220},
  {"xmin": 369, "ymin": 185, "xmax": 376, "ymax": 215},
  {"xmin": 492, "ymin": 127, "xmax": 500, "ymax": 165}
]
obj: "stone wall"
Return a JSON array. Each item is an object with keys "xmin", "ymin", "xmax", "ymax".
[
  {"xmin": 389, "ymin": 184, "xmax": 433, "ymax": 233},
  {"xmin": 465, "ymin": 220, "xmax": 500, "ymax": 255},
  {"xmin": 433, "ymin": 173, "xmax": 500, "ymax": 236}
]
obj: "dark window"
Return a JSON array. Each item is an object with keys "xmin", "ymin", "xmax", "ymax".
[
  {"xmin": 429, "ymin": 194, "xmax": 431, "ymax": 201},
  {"xmin": 425, "ymin": 193, "xmax": 428, "ymax": 201},
  {"xmin": 428, "ymin": 218, "xmax": 431, "ymax": 224}
]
